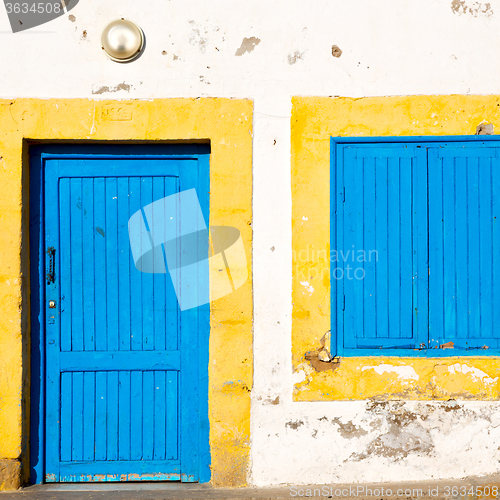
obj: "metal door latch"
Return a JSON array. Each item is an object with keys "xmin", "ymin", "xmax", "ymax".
[
  {"xmin": 49, "ymin": 300, "xmax": 56, "ymax": 308},
  {"xmin": 46, "ymin": 247, "xmax": 56, "ymax": 285}
]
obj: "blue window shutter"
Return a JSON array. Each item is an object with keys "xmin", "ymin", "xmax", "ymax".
[
  {"xmin": 334, "ymin": 144, "xmax": 428, "ymax": 354},
  {"xmin": 428, "ymin": 146, "xmax": 500, "ymax": 351}
]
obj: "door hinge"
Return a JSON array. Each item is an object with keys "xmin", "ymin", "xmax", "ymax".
[
  {"xmin": 340, "ymin": 186, "xmax": 345, "ymax": 202},
  {"xmin": 342, "ymin": 294, "xmax": 345, "ymax": 310}
]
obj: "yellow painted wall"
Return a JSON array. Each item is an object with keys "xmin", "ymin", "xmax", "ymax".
[
  {"xmin": 0, "ymin": 98, "xmax": 253, "ymax": 489},
  {"xmin": 291, "ymin": 95, "xmax": 500, "ymax": 401}
]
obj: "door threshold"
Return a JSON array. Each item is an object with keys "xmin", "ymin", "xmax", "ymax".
[{"xmin": 24, "ymin": 482, "xmax": 211, "ymax": 492}]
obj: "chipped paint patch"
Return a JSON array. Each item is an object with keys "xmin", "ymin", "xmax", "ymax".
[
  {"xmin": 448, "ymin": 363, "xmax": 499, "ymax": 385},
  {"xmin": 362, "ymin": 364, "xmax": 419, "ymax": 381},
  {"xmin": 92, "ymin": 83, "xmax": 132, "ymax": 95},
  {"xmin": 300, "ymin": 280, "xmax": 314, "ymax": 295},
  {"xmin": 294, "ymin": 356, "xmax": 500, "ymax": 400},
  {"xmin": 451, "ymin": 0, "xmax": 493, "ymax": 16},
  {"xmin": 476, "ymin": 122, "xmax": 494, "ymax": 135},
  {"xmin": 285, "ymin": 420, "xmax": 304, "ymax": 430},
  {"xmin": 331, "ymin": 45, "xmax": 343, "ymax": 57},
  {"xmin": 188, "ymin": 21, "xmax": 208, "ymax": 53},
  {"xmin": 288, "ymin": 51, "xmax": 304, "ymax": 65},
  {"xmin": 235, "ymin": 37, "xmax": 261, "ymax": 56},
  {"xmin": 331, "ymin": 418, "xmax": 369, "ymax": 439}
]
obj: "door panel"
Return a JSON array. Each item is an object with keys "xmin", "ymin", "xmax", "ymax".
[
  {"xmin": 336, "ymin": 144, "xmax": 428, "ymax": 352},
  {"xmin": 37, "ymin": 148, "xmax": 209, "ymax": 483},
  {"xmin": 58, "ymin": 175, "xmax": 180, "ymax": 354},
  {"xmin": 428, "ymin": 146, "xmax": 500, "ymax": 350}
]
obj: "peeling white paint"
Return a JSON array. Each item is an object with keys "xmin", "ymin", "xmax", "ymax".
[
  {"xmin": 302, "ymin": 216, "xmax": 308, "ymax": 220},
  {"xmin": 300, "ymin": 280, "xmax": 314, "ymax": 295},
  {"xmin": 361, "ymin": 364, "xmax": 419, "ymax": 381},
  {"xmin": 448, "ymin": 363, "xmax": 498, "ymax": 385}
]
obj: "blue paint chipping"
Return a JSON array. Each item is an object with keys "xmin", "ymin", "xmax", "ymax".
[
  {"xmin": 30, "ymin": 144, "xmax": 211, "ymax": 484},
  {"xmin": 330, "ymin": 136, "xmax": 500, "ymax": 357}
]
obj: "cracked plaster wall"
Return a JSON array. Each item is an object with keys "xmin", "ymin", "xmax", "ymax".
[{"xmin": 0, "ymin": 0, "xmax": 500, "ymax": 486}]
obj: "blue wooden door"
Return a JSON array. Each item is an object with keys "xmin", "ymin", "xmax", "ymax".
[{"xmin": 34, "ymin": 145, "xmax": 210, "ymax": 482}]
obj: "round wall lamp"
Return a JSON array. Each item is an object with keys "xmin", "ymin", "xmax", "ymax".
[{"xmin": 101, "ymin": 19, "xmax": 144, "ymax": 62}]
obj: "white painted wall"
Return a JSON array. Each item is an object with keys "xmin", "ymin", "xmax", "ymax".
[{"xmin": 1, "ymin": 0, "xmax": 500, "ymax": 485}]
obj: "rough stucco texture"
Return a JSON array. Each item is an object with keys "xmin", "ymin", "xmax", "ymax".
[{"xmin": 0, "ymin": 460, "xmax": 21, "ymax": 490}]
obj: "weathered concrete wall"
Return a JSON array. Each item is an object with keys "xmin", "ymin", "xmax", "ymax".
[{"xmin": 0, "ymin": 0, "xmax": 499, "ymax": 488}]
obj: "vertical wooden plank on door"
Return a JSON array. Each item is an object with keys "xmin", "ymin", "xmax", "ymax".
[
  {"xmin": 59, "ymin": 178, "xmax": 72, "ymax": 353},
  {"xmin": 105, "ymin": 176, "xmax": 120, "ymax": 464},
  {"xmin": 334, "ymin": 144, "xmax": 345, "ymax": 353},
  {"xmin": 141, "ymin": 177, "xmax": 154, "ymax": 351},
  {"xmin": 118, "ymin": 177, "xmax": 131, "ymax": 352},
  {"xmin": 118, "ymin": 371, "xmax": 131, "ymax": 461},
  {"xmin": 107, "ymin": 371, "xmax": 119, "ymax": 462},
  {"xmin": 83, "ymin": 371, "xmax": 96, "ymax": 462},
  {"xmin": 479, "ymin": 156, "xmax": 493, "ymax": 340},
  {"xmin": 154, "ymin": 371, "xmax": 167, "ymax": 461},
  {"xmin": 106, "ymin": 177, "xmax": 120, "ymax": 352},
  {"xmin": 129, "ymin": 177, "xmax": 143, "ymax": 352},
  {"xmin": 353, "ymin": 155, "xmax": 364, "ymax": 342},
  {"xmin": 95, "ymin": 371, "xmax": 107, "ymax": 461},
  {"xmin": 455, "ymin": 156, "xmax": 469, "ymax": 341},
  {"xmin": 165, "ymin": 177, "xmax": 180, "ymax": 352},
  {"xmin": 442, "ymin": 154, "xmax": 457, "ymax": 338},
  {"xmin": 166, "ymin": 371, "xmax": 178, "ymax": 461},
  {"xmin": 400, "ymin": 156, "xmax": 413, "ymax": 339},
  {"xmin": 492, "ymin": 153, "xmax": 500, "ymax": 346},
  {"xmin": 342, "ymin": 148, "xmax": 359, "ymax": 348},
  {"xmin": 143, "ymin": 371, "xmax": 155, "ymax": 461},
  {"xmin": 70, "ymin": 177, "xmax": 84, "ymax": 353},
  {"xmin": 363, "ymin": 155, "xmax": 376, "ymax": 340},
  {"xmin": 60, "ymin": 373, "xmax": 72, "ymax": 463},
  {"xmin": 82, "ymin": 176, "xmax": 95, "ymax": 352},
  {"xmin": 375, "ymin": 155, "xmax": 389, "ymax": 340},
  {"xmin": 428, "ymin": 148, "xmax": 444, "ymax": 345},
  {"xmin": 387, "ymin": 155, "xmax": 401, "ymax": 340},
  {"xmin": 413, "ymin": 146, "xmax": 429, "ymax": 348},
  {"xmin": 467, "ymin": 156, "xmax": 481, "ymax": 339},
  {"xmin": 71, "ymin": 372, "xmax": 84, "ymax": 463},
  {"xmin": 94, "ymin": 177, "xmax": 107, "ymax": 352},
  {"xmin": 152, "ymin": 177, "xmax": 167, "ymax": 352},
  {"xmin": 130, "ymin": 371, "xmax": 143, "ymax": 460}
]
